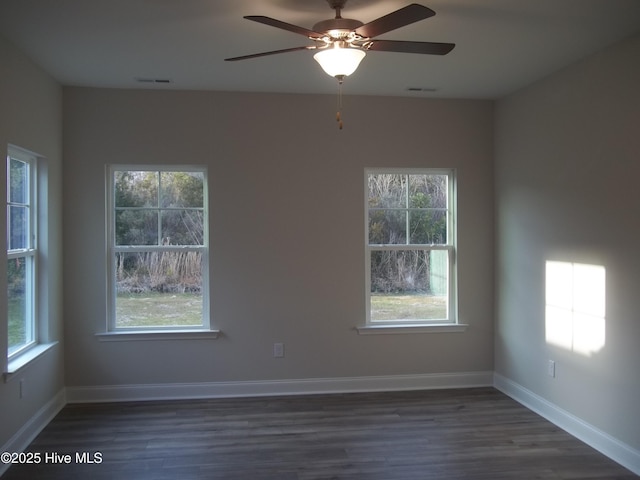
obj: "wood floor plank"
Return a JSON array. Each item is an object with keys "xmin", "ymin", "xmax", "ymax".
[{"xmin": 2, "ymin": 388, "xmax": 637, "ymax": 479}]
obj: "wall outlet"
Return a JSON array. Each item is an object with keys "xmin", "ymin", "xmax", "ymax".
[
  {"xmin": 547, "ymin": 360, "xmax": 556, "ymax": 378},
  {"xmin": 273, "ymin": 343, "xmax": 284, "ymax": 358}
]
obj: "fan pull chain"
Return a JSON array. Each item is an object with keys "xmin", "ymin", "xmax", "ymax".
[{"xmin": 336, "ymin": 77, "xmax": 344, "ymax": 130}]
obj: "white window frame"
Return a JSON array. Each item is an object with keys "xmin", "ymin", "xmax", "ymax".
[
  {"xmin": 360, "ymin": 168, "xmax": 464, "ymax": 335},
  {"xmin": 104, "ymin": 165, "xmax": 215, "ymax": 338},
  {"xmin": 6, "ymin": 147, "xmax": 38, "ymax": 359}
]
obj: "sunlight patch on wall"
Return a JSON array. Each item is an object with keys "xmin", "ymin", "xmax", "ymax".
[{"xmin": 545, "ymin": 261, "xmax": 606, "ymax": 356}]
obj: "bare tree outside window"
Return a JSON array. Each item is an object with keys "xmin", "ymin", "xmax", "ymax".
[
  {"xmin": 366, "ymin": 171, "xmax": 455, "ymax": 323},
  {"xmin": 109, "ymin": 168, "xmax": 208, "ymax": 330},
  {"xmin": 7, "ymin": 150, "xmax": 37, "ymax": 356}
]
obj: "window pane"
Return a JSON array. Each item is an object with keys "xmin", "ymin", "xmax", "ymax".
[
  {"xmin": 115, "ymin": 209, "xmax": 158, "ymax": 245},
  {"xmin": 368, "ymin": 174, "xmax": 406, "ymax": 209},
  {"xmin": 160, "ymin": 171, "xmax": 204, "ymax": 208},
  {"xmin": 370, "ymin": 249, "xmax": 448, "ymax": 321},
  {"xmin": 368, "ymin": 209, "xmax": 406, "ymax": 244},
  {"xmin": 161, "ymin": 210, "xmax": 204, "ymax": 246},
  {"xmin": 409, "ymin": 209, "xmax": 447, "ymax": 244},
  {"xmin": 409, "ymin": 174, "xmax": 447, "ymax": 209},
  {"xmin": 8, "ymin": 257, "xmax": 32, "ymax": 354},
  {"xmin": 9, "ymin": 159, "xmax": 28, "ymax": 204},
  {"xmin": 114, "ymin": 171, "xmax": 158, "ymax": 207},
  {"xmin": 8, "ymin": 205, "xmax": 28, "ymax": 250},
  {"xmin": 115, "ymin": 252, "xmax": 203, "ymax": 328}
]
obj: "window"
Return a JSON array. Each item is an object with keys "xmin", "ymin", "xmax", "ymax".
[
  {"xmin": 106, "ymin": 166, "xmax": 210, "ymax": 332},
  {"xmin": 365, "ymin": 169, "xmax": 457, "ymax": 328},
  {"xmin": 6, "ymin": 148, "xmax": 37, "ymax": 359}
]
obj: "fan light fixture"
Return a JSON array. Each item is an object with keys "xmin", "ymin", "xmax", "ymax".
[{"xmin": 313, "ymin": 44, "xmax": 366, "ymax": 79}]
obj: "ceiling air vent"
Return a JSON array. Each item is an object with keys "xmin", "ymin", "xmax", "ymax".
[
  {"xmin": 406, "ymin": 87, "xmax": 438, "ymax": 92},
  {"xmin": 135, "ymin": 78, "xmax": 173, "ymax": 84}
]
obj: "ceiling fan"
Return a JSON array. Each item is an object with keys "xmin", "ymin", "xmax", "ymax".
[{"xmin": 225, "ymin": 1, "xmax": 455, "ymax": 81}]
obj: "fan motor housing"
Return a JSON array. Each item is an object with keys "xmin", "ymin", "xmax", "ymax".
[{"xmin": 313, "ymin": 18, "xmax": 364, "ymax": 36}]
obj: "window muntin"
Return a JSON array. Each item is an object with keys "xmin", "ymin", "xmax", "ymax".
[
  {"xmin": 366, "ymin": 170, "xmax": 456, "ymax": 325},
  {"xmin": 7, "ymin": 149, "xmax": 37, "ymax": 358},
  {"xmin": 108, "ymin": 167, "xmax": 209, "ymax": 331}
]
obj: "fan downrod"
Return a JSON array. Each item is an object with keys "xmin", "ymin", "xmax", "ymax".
[
  {"xmin": 326, "ymin": 0, "xmax": 348, "ymax": 18},
  {"xmin": 315, "ymin": 0, "xmax": 363, "ymax": 33}
]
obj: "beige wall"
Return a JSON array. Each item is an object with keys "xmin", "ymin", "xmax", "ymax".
[
  {"xmin": 0, "ymin": 36, "xmax": 64, "ymax": 448},
  {"xmin": 495, "ymin": 32, "xmax": 640, "ymax": 451},
  {"xmin": 62, "ymin": 88, "xmax": 494, "ymax": 387}
]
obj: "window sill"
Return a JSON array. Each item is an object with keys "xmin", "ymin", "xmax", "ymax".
[
  {"xmin": 4, "ymin": 341, "xmax": 59, "ymax": 382},
  {"xmin": 356, "ymin": 323, "xmax": 468, "ymax": 335},
  {"xmin": 96, "ymin": 329, "xmax": 221, "ymax": 342}
]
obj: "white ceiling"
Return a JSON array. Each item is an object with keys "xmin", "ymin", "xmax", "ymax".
[{"xmin": 1, "ymin": 0, "xmax": 639, "ymax": 99}]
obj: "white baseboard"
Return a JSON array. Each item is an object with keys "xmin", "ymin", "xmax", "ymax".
[
  {"xmin": 0, "ymin": 388, "xmax": 66, "ymax": 477},
  {"xmin": 494, "ymin": 373, "xmax": 640, "ymax": 476},
  {"xmin": 65, "ymin": 371, "xmax": 494, "ymax": 403}
]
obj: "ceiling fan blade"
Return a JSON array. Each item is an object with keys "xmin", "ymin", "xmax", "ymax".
[
  {"xmin": 355, "ymin": 4, "xmax": 435, "ymax": 39},
  {"xmin": 367, "ymin": 40, "xmax": 455, "ymax": 55},
  {"xmin": 244, "ymin": 15, "xmax": 322, "ymax": 38},
  {"xmin": 225, "ymin": 46, "xmax": 316, "ymax": 62}
]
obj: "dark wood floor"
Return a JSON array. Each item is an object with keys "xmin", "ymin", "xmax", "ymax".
[{"xmin": 2, "ymin": 387, "xmax": 636, "ymax": 479}]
